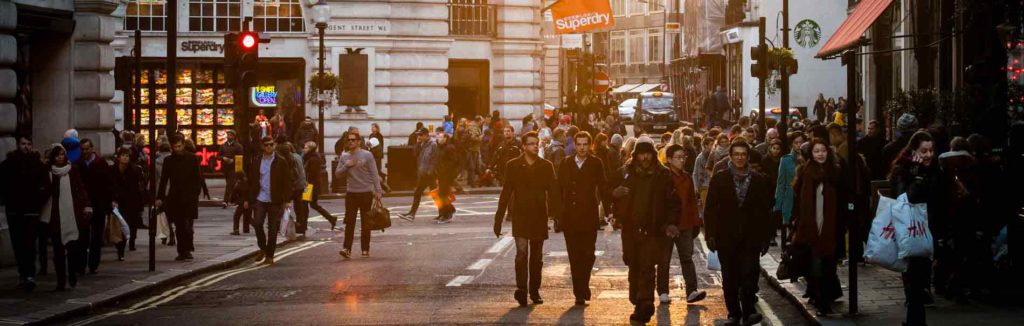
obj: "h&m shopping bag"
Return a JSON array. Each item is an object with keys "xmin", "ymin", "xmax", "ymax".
[
  {"xmin": 892, "ymin": 193, "xmax": 933, "ymax": 259},
  {"xmin": 864, "ymin": 193, "xmax": 907, "ymax": 272}
]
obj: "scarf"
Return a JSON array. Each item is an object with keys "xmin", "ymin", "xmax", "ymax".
[
  {"xmin": 40, "ymin": 164, "xmax": 79, "ymax": 245},
  {"xmin": 728, "ymin": 161, "xmax": 752, "ymax": 207}
]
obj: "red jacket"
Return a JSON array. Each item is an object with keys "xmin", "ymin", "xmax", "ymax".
[{"xmin": 669, "ymin": 169, "xmax": 701, "ymax": 231}]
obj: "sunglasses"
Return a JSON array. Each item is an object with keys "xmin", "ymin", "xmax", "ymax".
[{"xmin": 347, "ymin": 138, "xmax": 360, "ymax": 142}]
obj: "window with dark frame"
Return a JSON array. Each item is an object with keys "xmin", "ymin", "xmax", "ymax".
[
  {"xmin": 449, "ymin": 0, "xmax": 496, "ymax": 37},
  {"xmin": 125, "ymin": 0, "xmax": 167, "ymax": 31},
  {"xmin": 188, "ymin": 0, "xmax": 242, "ymax": 32},
  {"xmin": 255, "ymin": 0, "xmax": 306, "ymax": 32}
]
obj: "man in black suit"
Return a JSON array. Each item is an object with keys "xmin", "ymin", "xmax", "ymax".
[
  {"xmin": 704, "ymin": 140, "xmax": 775, "ymax": 326},
  {"xmin": 76, "ymin": 138, "xmax": 118, "ymax": 273},
  {"xmin": 157, "ymin": 134, "xmax": 205, "ymax": 261},
  {"xmin": 557, "ymin": 131, "xmax": 611, "ymax": 305}
]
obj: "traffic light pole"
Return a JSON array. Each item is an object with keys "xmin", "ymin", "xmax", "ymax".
[
  {"xmin": 843, "ymin": 49, "xmax": 860, "ymax": 316},
  {"xmin": 317, "ymin": 22, "xmax": 326, "ymax": 154},
  {"xmin": 757, "ymin": 17, "xmax": 766, "ymax": 140},
  {"xmin": 780, "ymin": 0, "xmax": 790, "ymax": 153}
]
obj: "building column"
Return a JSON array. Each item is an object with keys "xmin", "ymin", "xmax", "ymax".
[
  {"xmin": 0, "ymin": 1, "xmax": 17, "ymax": 160},
  {"xmin": 493, "ymin": 0, "xmax": 544, "ymax": 122},
  {"xmin": 72, "ymin": 0, "xmax": 119, "ymax": 155}
]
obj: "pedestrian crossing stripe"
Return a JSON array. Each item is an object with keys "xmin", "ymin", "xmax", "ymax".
[{"xmin": 546, "ymin": 250, "xmax": 605, "ymax": 257}]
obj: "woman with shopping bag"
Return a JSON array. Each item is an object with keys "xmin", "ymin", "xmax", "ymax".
[
  {"xmin": 113, "ymin": 148, "xmax": 145, "ymax": 252},
  {"xmin": 40, "ymin": 144, "xmax": 91, "ymax": 290},
  {"xmin": 791, "ymin": 139, "xmax": 843, "ymax": 316},
  {"xmin": 888, "ymin": 130, "xmax": 949, "ymax": 326}
]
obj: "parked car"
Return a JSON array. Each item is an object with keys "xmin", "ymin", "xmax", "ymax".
[
  {"xmin": 633, "ymin": 92, "xmax": 680, "ymax": 134},
  {"xmin": 617, "ymin": 98, "xmax": 637, "ymax": 123},
  {"xmin": 747, "ymin": 107, "xmax": 804, "ymax": 123}
]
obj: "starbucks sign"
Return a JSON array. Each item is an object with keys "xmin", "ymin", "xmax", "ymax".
[{"xmin": 794, "ymin": 19, "xmax": 821, "ymax": 48}]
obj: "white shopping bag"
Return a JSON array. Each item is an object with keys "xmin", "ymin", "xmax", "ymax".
[
  {"xmin": 863, "ymin": 193, "xmax": 907, "ymax": 272},
  {"xmin": 112, "ymin": 208, "xmax": 131, "ymax": 239},
  {"xmin": 893, "ymin": 193, "xmax": 933, "ymax": 259},
  {"xmin": 707, "ymin": 251, "xmax": 722, "ymax": 271},
  {"xmin": 156, "ymin": 212, "xmax": 171, "ymax": 240},
  {"xmin": 280, "ymin": 207, "xmax": 297, "ymax": 240}
]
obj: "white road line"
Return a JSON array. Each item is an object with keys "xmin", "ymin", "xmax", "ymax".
[
  {"xmin": 466, "ymin": 258, "xmax": 493, "ymax": 270},
  {"xmin": 70, "ymin": 242, "xmax": 324, "ymax": 326},
  {"xmin": 445, "ymin": 275, "xmax": 474, "ymax": 287},
  {"xmin": 756, "ymin": 296, "xmax": 785, "ymax": 326},
  {"xmin": 546, "ymin": 250, "xmax": 606, "ymax": 257},
  {"xmin": 486, "ymin": 236, "xmax": 514, "ymax": 254}
]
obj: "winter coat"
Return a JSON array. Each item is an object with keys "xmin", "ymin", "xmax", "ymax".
[
  {"xmin": 295, "ymin": 123, "xmax": 318, "ymax": 148},
  {"xmin": 76, "ymin": 155, "xmax": 117, "ymax": 213},
  {"xmin": 668, "ymin": 168, "xmax": 701, "ymax": 232},
  {"xmin": 46, "ymin": 166, "xmax": 91, "ymax": 230},
  {"xmin": 774, "ymin": 152, "xmax": 798, "ymax": 223},
  {"xmin": 857, "ymin": 134, "xmax": 887, "ymax": 180},
  {"xmin": 495, "ymin": 156, "xmax": 561, "ymax": 240},
  {"xmin": 888, "ymin": 157, "xmax": 950, "ymax": 240},
  {"xmin": 219, "ymin": 141, "xmax": 245, "ymax": 175},
  {"xmin": 303, "ymin": 151, "xmax": 328, "ymax": 191},
  {"xmin": 437, "ymin": 140, "xmax": 460, "ymax": 182},
  {"xmin": 113, "ymin": 163, "xmax": 146, "ymax": 215},
  {"xmin": 0, "ymin": 150, "xmax": 49, "ymax": 214},
  {"xmin": 792, "ymin": 162, "xmax": 842, "ymax": 259},
  {"xmin": 545, "ymin": 141, "xmax": 566, "ymax": 172},
  {"xmin": 557, "ymin": 156, "xmax": 611, "ymax": 232},
  {"xmin": 158, "ymin": 153, "xmax": 204, "ymax": 220},
  {"xmin": 246, "ymin": 153, "xmax": 297, "ymax": 205},
  {"xmin": 704, "ymin": 167, "xmax": 774, "ymax": 253}
]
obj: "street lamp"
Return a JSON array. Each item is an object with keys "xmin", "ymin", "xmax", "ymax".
[{"xmin": 312, "ymin": 0, "xmax": 330, "ymax": 154}]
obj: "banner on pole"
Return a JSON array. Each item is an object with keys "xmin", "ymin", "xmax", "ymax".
[{"xmin": 551, "ymin": 0, "xmax": 615, "ymax": 34}]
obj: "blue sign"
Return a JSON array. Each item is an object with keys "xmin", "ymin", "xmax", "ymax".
[{"xmin": 251, "ymin": 86, "xmax": 277, "ymax": 107}]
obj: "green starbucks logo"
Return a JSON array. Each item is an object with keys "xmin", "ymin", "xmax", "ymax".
[{"xmin": 794, "ymin": 19, "xmax": 821, "ymax": 48}]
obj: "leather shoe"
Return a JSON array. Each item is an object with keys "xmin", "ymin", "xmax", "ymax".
[
  {"xmin": 743, "ymin": 313, "xmax": 763, "ymax": 325},
  {"xmin": 514, "ymin": 290, "xmax": 527, "ymax": 306}
]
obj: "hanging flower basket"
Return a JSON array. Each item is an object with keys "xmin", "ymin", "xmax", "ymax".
[
  {"xmin": 307, "ymin": 72, "xmax": 340, "ymax": 104},
  {"xmin": 767, "ymin": 47, "xmax": 797, "ymax": 73}
]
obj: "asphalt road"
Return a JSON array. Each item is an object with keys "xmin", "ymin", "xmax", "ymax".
[{"xmin": 66, "ymin": 194, "xmax": 810, "ymax": 325}]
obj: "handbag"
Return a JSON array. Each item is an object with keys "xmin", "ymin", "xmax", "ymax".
[
  {"xmin": 105, "ymin": 214, "xmax": 124, "ymax": 245},
  {"xmin": 707, "ymin": 251, "xmax": 722, "ymax": 271},
  {"xmin": 364, "ymin": 197, "xmax": 391, "ymax": 231},
  {"xmin": 156, "ymin": 212, "xmax": 171, "ymax": 240},
  {"xmin": 281, "ymin": 207, "xmax": 297, "ymax": 240},
  {"xmin": 776, "ymin": 244, "xmax": 811, "ymax": 281}
]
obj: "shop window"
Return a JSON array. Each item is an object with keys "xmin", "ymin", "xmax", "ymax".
[
  {"xmin": 188, "ymin": 0, "xmax": 242, "ymax": 32},
  {"xmin": 449, "ymin": 0, "xmax": 497, "ymax": 37},
  {"xmin": 611, "ymin": 31, "xmax": 626, "ymax": 65},
  {"xmin": 628, "ymin": 29, "xmax": 645, "ymax": 66},
  {"xmin": 648, "ymin": 28, "xmax": 663, "ymax": 64},
  {"xmin": 612, "ymin": 0, "xmax": 626, "ymax": 17},
  {"xmin": 255, "ymin": 0, "xmax": 306, "ymax": 33},
  {"xmin": 125, "ymin": 0, "xmax": 167, "ymax": 31},
  {"xmin": 628, "ymin": 0, "xmax": 646, "ymax": 16}
]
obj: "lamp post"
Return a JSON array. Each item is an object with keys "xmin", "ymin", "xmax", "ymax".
[{"xmin": 312, "ymin": 0, "xmax": 330, "ymax": 154}]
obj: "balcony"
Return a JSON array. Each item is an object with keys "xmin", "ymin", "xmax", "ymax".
[{"xmin": 448, "ymin": 1, "xmax": 497, "ymax": 37}]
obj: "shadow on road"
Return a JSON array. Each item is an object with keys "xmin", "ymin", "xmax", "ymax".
[
  {"xmin": 497, "ymin": 304, "xmax": 536, "ymax": 324},
  {"xmin": 557, "ymin": 305, "xmax": 586, "ymax": 324}
]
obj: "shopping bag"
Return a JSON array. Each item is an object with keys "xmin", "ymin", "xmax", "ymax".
[
  {"xmin": 864, "ymin": 193, "xmax": 907, "ymax": 272},
  {"xmin": 892, "ymin": 193, "xmax": 933, "ymax": 259},
  {"xmin": 281, "ymin": 207, "xmax": 297, "ymax": 240},
  {"xmin": 105, "ymin": 214, "xmax": 124, "ymax": 245},
  {"xmin": 777, "ymin": 244, "xmax": 811, "ymax": 280},
  {"xmin": 156, "ymin": 212, "xmax": 171, "ymax": 240},
  {"xmin": 364, "ymin": 197, "xmax": 392, "ymax": 231},
  {"xmin": 707, "ymin": 251, "xmax": 722, "ymax": 271},
  {"xmin": 302, "ymin": 184, "xmax": 314, "ymax": 202},
  {"xmin": 112, "ymin": 208, "xmax": 130, "ymax": 239},
  {"xmin": 428, "ymin": 188, "xmax": 456, "ymax": 208}
]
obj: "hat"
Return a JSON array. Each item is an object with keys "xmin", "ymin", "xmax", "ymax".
[
  {"xmin": 560, "ymin": 114, "xmax": 572, "ymax": 123},
  {"xmin": 897, "ymin": 113, "xmax": 918, "ymax": 132},
  {"xmin": 632, "ymin": 141, "xmax": 658, "ymax": 160},
  {"xmin": 416, "ymin": 127, "xmax": 429, "ymax": 135},
  {"xmin": 610, "ymin": 134, "xmax": 624, "ymax": 148}
]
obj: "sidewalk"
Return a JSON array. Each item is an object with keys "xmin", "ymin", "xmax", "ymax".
[
  {"xmin": 759, "ymin": 245, "xmax": 1024, "ymax": 325},
  {"xmin": 0, "ymin": 204, "xmax": 296, "ymax": 325},
  {"xmin": 198, "ymin": 182, "xmax": 502, "ymax": 207}
]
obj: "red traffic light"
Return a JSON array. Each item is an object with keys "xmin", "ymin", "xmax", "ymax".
[{"xmin": 240, "ymin": 33, "xmax": 257, "ymax": 49}]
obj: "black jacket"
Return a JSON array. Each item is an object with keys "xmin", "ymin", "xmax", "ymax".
[
  {"xmin": 76, "ymin": 155, "xmax": 117, "ymax": 213},
  {"xmin": 889, "ymin": 158, "xmax": 950, "ymax": 240},
  {"xmin": 246, "ymin": 153, "xmax": 296, "ymax": 205},
  {"xmin": 495, "ymin": 156, "xmax": 561, "ymax": 240},
  {"xmin": 158, "ymin": 153, "xmax": 205, "ymax": 220},
  {"xmin": 0, "ymin": 150, "xmax": 49, "ymax": 214},
  {"xmin": 558, "ymin": 156, "xmax": 611, "ymax": 232},
  {"xmin": 704, "ymin": 167, "xmax": 774, "ymax": 253},
  {"xmin": 303, "ymin": 151, "xmax": 327, "ymax": 191},
  {"xmin": 113, "ymin": 163, "xmax": 146, "ymax": 215},
  {"xmin": 614, "ymin": 162, "xmax": 679, "ymax": 237}
]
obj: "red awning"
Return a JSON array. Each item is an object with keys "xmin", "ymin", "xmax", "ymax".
[{"xmin": 815, "ymin": 0, "xmax": 895, "ymax": 58}]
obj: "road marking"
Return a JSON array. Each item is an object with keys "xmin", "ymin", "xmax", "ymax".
[
  {"xmin": 546, "ymin": 250, "xmax": 605, "ymax": 257},
  {"xmin": 446, "ymin": 275, "xmax": 474, "ymax": 287},
  {"xmin": 466, "ymin": 258, "xmax": 493, "ymax": 270},
  {"xmin": 486, "ymin": 236, "xmax": 514, "ymax": 254},
  {"xmin": 68, "ymin": 241, "xmax": 324, "ymax": 326},
  {"xmin": 597, "ymin": 290, "xmax": 630, "ymax": 299}
]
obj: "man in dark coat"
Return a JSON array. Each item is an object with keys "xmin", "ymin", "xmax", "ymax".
[
  {"xmin": 398, "ymin": 128, "xmax": 437, "ymax": 222},
  {"xmin": 556, "ymin": 131, "xmax": 611, "ymax": 305},
  {"xmin": 435, "ymin": 129, "xmax": 460, "ymax": 223},
  {"xmin": 494, "ymin": 131, "xmax": 560, "ymax": 306},
  {"xmin": 490, "ymin": 125, "xmax": 522, "ymax": 185},
  {"xmin": 301, "ymin": 141, "xmax": 337, "ymax": 230},
  {"xmin": 157, "ymin": 134, "xmax": 205, "ymax": 261},
  {"xmin": 76, "ymin": 138, "xmax": 118, "ymax": 274},
  {"xmin": 857, "ymin": 120, "xmax": 887, "ymax": 180},
  {"xmin": 704, "ymin": 140, "xmax": 775, "ymax": 326},
  {"xmin": 613, "ymin": 140, "xmax": 680, "ymax": 324},
  {"xmin": 244, "ymin": 136, "xmax": 296, "ymax": 265},
  {"xmin": 882, "ymin": 113, "xmax": 918, "ymax": 170},
  {"xmin": 1, "ymin": 135, "xmax": 49, "ymax": 291},
  {"xmin": 219, "ymin": 130, "xmax": 245, "ymax": 208}
]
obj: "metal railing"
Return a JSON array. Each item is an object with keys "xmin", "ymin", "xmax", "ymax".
[{"xmin": 448, "ymin": 1, "xmax": 497, "ymax": 37}]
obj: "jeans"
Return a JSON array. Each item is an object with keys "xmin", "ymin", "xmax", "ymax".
[
  {"xmin": 6, "ymin": 213, "xmax": 37, "ymax": 279},
  {"xmin": 233, "ymin": 205, "xmax": 251, "ymax": 233},
  {"xmin": 564, "ymin": 230, "xmax": 597, "ymax": 300},
  {"xmin": 343, "ymin": 192, "xmax": 373, "ymax": 252},
  {"xmin": 301, "ymin": 184, "xmax": 336, "ymax": 229},
  {"xmin": 407, "ymin": 174, "xmax": 436, "ymax": 216},
  {"xmin": 720, "ymin": 248, "xmax": 761, "ymax": 319},
  {"xmin": 514, "ymin": 237, "xmax": 544, "ymax": 297},
  {"xmin": 172, "ymin": 218, "xmax": 195, "ymax": 256},
  {"xmin": 658, "ymin": 229, "xmax": 699, "ymax": 295},
  {"xmin": 253, "ymin": 201, "xmax": 284, "ymax": 259}
]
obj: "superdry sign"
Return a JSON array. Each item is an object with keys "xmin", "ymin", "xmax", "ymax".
[{"xmin": 550, "ymin": 0, "xmax": 615, "ymax": 34}]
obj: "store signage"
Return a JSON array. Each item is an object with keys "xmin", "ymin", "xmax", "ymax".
[
  {"xmin": 794, "ymin": 19, "xmax": 822, "ymax": 48},
  {"xmin": 251, "ymin": 86, "xmax": 277, "ymax": 107},
  {"xmin": 550, "ymin": 0, "xmax": 614, "ymax": 34},
  {"xmin": 324, "ymin": 20, "xmax": 390, "ymax": 35},
  {"xmin": 561, "ymin": 34, "xmax": 583, "ymax": 49},
  {"xmin": 180, "ymin": 40, "xmax": 224, "ymax": 54}
]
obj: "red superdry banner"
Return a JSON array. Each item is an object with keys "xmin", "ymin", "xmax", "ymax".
[{"xmin": 550, "ymin": 0, "xmax": 615, "ymax": 34}]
